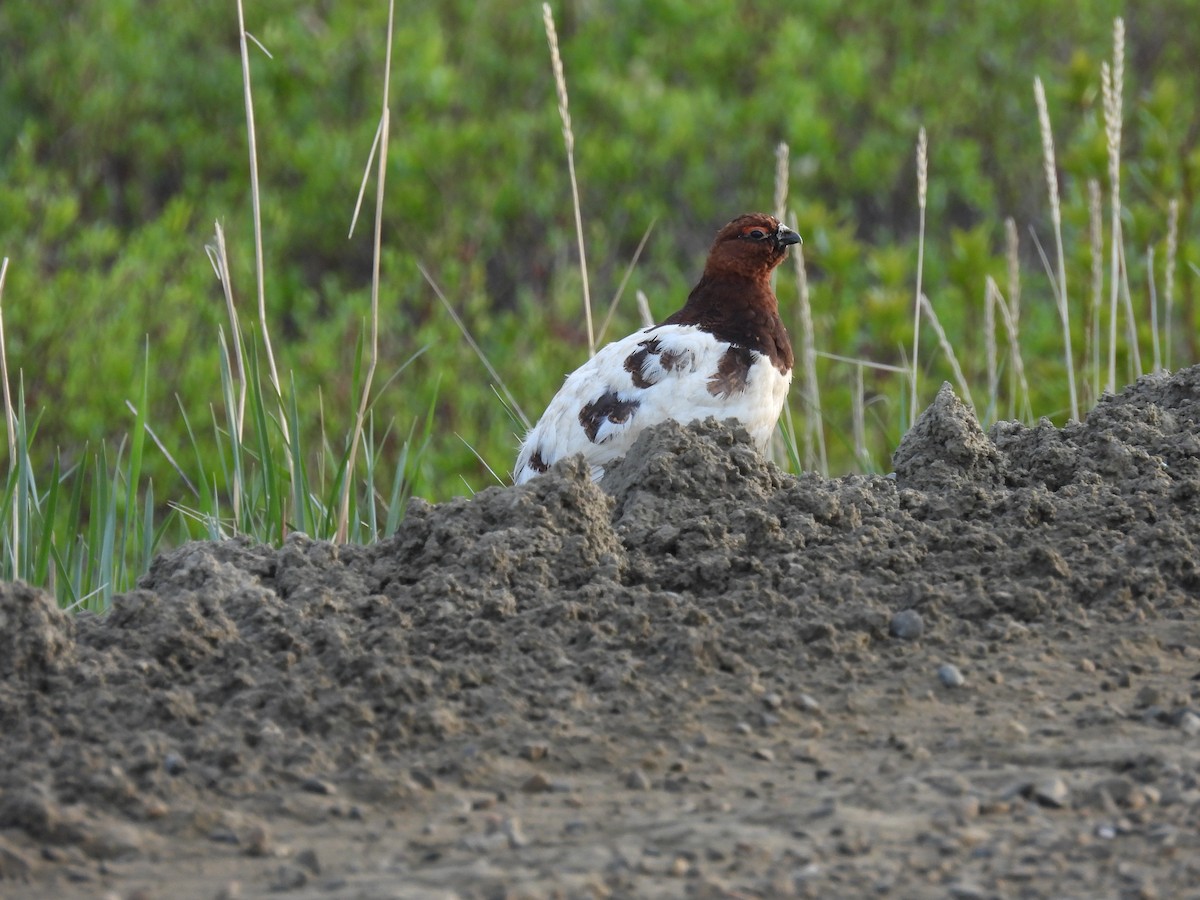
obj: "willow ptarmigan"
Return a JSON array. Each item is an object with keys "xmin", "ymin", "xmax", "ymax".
[{"xmin": 514, "ymin": 212, "xmax": 799, "ymax": 484}]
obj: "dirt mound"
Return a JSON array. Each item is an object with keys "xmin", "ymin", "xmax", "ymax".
[{"xmin": 2, "ymin": 368, "xmax": 1199, "ymax": 897}]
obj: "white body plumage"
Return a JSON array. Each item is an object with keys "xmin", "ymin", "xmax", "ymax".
[{"xmin": 514, "ymin": 323, "xmax": 792, "ymax": 484}]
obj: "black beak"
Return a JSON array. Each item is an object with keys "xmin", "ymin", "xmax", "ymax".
[{"xmin": 774, "ymin": 223, "xmax": 802, "ymax": 247}]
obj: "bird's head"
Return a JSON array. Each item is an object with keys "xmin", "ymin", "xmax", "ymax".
[{"xmin": 704, "ymin": 213, "xmax": 802, "ymax": 279}]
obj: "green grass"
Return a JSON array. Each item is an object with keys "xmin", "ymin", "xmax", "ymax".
[{"xmin": 0, "ymin": 9, "xmax": 1194, "ymax": 609}]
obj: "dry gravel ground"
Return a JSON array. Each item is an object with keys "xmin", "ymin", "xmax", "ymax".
[{"xmin": 2, "ymin": 369, "xmax": 1200, "ymax": 899}]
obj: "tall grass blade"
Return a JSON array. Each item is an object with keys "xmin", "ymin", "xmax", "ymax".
[
  {"xmin": 910, "ymin": 127, "xmax": 928, "ymax": 427},
  {"xmin": 1034, "ymin": 76, "xmax": 1078, "ymax": 420},
  {"xmin": 1102, "ymin": 17, "xmax": 1125, "ymax": 393},
  {"xmin": 542, "ymin": 3, "xmax": 594, "ymax": 355},
  {"xmin": 1164, "ymin": 198, "xmax": 1179, "ymax": 370},
  {"xmin": 918, "ymin": 294, "xmax": 973, "ymax": 410}
]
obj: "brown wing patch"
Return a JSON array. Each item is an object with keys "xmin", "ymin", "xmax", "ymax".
[
  {"xmin": 527, "ymin": 447, "xmax": 550, "ymax": 474},
  {"xmin": 579, "ymin": 391, "xmax": 640, "ymax": 443},
  {"xmin": 624, "ymin": 336, "xmax": 692, "ymax": 389},
  {"xmin": 707, "ymin": 346, "xmax": 755, "ymax": 399},
  {"xmin": 623, "ymin": 338, "xmax": 661, "ymax": 389},
  {"xmin": 658, "ymin": 347, "xmax": 688, "ymax": 372}
]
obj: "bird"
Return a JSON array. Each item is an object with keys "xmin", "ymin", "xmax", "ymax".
[{"xmin": 513, "ymin": 212, "xmax": 800, "ymax": 484}]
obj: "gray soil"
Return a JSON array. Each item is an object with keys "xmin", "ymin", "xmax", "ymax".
[{"xmin": 2, "ymin": 368, "xmax": 1200, "ymax": 899}]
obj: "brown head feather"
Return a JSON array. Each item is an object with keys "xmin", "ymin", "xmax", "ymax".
[{"xmin": 660, "ymin": 213, "xmax": 799, "ymax": 373}]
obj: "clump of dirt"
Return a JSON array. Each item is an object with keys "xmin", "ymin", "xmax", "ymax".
[{"xmin": 2, "ymin": 368, "xmax": 1199, "ymax": 898}]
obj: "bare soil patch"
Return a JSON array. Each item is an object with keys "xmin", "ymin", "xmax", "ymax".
[{"xmin": 2, "ymin": 369, "xmax": 1199, "ymax": 898}]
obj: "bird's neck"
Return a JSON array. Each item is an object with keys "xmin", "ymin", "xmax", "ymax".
[{"xmin": 661, "ymin": 272, "xmax": 793, "ymax": 373}]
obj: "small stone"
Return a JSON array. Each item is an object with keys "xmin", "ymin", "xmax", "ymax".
[
  {"xmin": 1002, "ymin": 719, "xmax": 1029, "ymax": 741},
  {"xmin": 1079, "ymin": 658, "xmax": 1096, "ymax": 673},
  {"xmin": 1135, "ymin": 685, "xmax": 1162, "ymax": 708},
  {"xmin": 938, "ymin": 664, "xmax": 965, "ymax": 688},
  {"xmin": 242, "ymin": 825, "xmax": 273, "ymax": 858},
  {"xmin": 1093, "ymin": 776, "xmax": 1146, "ymax": 811},
  {"xmin": 797, "ymin": 693, "xmax": 822, "ymax": 714},
  {"xmin": 752, "ymin": 748, "xmax": 775, "ymax": 762},
  {"xmin": 300, "ymin": 776, "xmax": 336, "ymax": 796},
  {"xmin": 947, "ymin": 882, "xmax": 988, "ymax": 900},
  {"xmin": 520, "ymin": 742, "xmax": 550, "ymax": 761},
  {"xmin": 890, "ymin": 610, "xmax": 925, "ymax": 640},
  {"xmin": 294, "ymin": 848, "xmax": 320, "ymax": 875},
  {"xmin": 762, "ymin": 692, "xmax": 783, "ymax": 710},
  {"xmin": 1032, "ymin": 777, "xmax": 1069, "ymax": 808},
  {"xmin": 521, "ymin": 773, "xmax": 553, "ymax": 793},
  {"xmin": 214, "ymin": 882, "xmax": 242, "ymax": 900},
  {"xmin": 502, "ymin": 817, "xmax": 528, "ymax": 849},
  {"xmin": 409, "ymin": 769, "xmax": 436, "ymax": 791},
  {"xmin": 735, "ymin": 722, "xmax": 753, "ymax": 735},
  {"xmin": 163, "ymin": 753, "xmax": 187, "ymax": 776},
  {"xmin": 625, "ymin": 769, "xmax": 652, "ymax": 791},
  {"xmin": 270, "ymin": 864, "xmax": 307, "ymax": 891},
  {"xmin": 1174, "ymin": 710, "xmax": 1200, "ymax": 736}
]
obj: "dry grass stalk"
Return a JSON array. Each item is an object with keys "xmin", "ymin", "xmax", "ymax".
[
  {"xmin": 635, "ymin": 289, "xmax": 654, "ymax": 329},
  {"xmin": 987, "ymin": 278, "xmax": 1032, "ymax": 421},
  {"xmin": 789, "ymin": 227, "xmax": 826, "ymax": 475},
  {"xmin": 1117, "ymin": 240, "xmax": 1142, "ymax": 377},
  {"xmin": 773, "ymin": 142, "xmax": 790, "ymax": 223},
  {"xmin": 910, "ymin": 127, "xmax": 928, "ymax": 427},
  {"xmin": 419, "ymin": 263, "xmax": 528, "ymax": 431},
  {"xmin": 919, "ymin": 294, "xmax": 973, "ymax": 410},
  {"xmin": 338, "ymin": 0, "xmax": 396, "ymax": 543},
  {"xmin": 0, "ymin": 257, "xmax": 15, "ymax": 571},
  {"xmin": 204, "ymin": 222, "xmax": 247, "ymax": 521},
  {"xmin": 1165, "ymin": 198, "xmax": 1179, "ymax": 369},
  {"xmin": 1005, "ymin": 217, "xmax": 1020, "ymax": 325},
  {"xmin": 852, "ymin": 363, "xmax": 867, "ymax": 470},
  {"xmin": 984, "ymin": 277, "xmax": 998, "ymax": 422},
  {"xmin": 1102, "ymin": 17, "xmax": 1125, "ymax": 393},
  {"xmin": 1087, "ymin": 178, "xmax": 1103, "ymax": 402},
  {"xmin": 1148, "ymin": 245, "xmax": 1161, "ymax": 371},
  {"xmin": 595, "ymin": 219, "xmax": 656, "ymax": 345},
  {"xmin": 234, "ymin": 0, "xmax": 288, "ymax": 452},
  {"xmin": 542, "ymin": 4, "xmax": 594, "ymax": 356},
  {"xmin": 204, "ymin": 223, "xmax": 247, "ymax": 440},
  {"xmin": 1034, "ymin": 77, "xmax": 1078, "ymax": 420},
  {"xmin": 0, "ymin": 257, "xmax": 13, "ymax": 464}
]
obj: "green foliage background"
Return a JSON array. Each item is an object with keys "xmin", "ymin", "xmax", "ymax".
[{"xmin": 2, "ymin": 0, "xmax": 1197, "ymax": 507}]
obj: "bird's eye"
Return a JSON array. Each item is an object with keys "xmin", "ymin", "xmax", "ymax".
[{"xmin": 743, "ymin": 228, "xmax": 767, "ymax": 240}]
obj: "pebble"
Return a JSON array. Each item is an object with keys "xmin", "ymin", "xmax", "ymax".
[
  {"xmin": 625, "ymin": 769, "xmax": 652, "ymax": 791},
  {"xmin": 1032, "ymin": 777, "xmax": 1069, "ymax": 808},
  {"xmin": 214, "ymin": 881, "xmax": 242, "ymax": 900},
  {"xmin": 752, "ymin": 748, "xmax": 775, "ymax": 762},
  {"xmin": 938, "ymin": 664, "xmax": 965, "ymax": 688},
  {"xmin": 797, "ymin": 693, "xmax": 822, "ymax": 714},
  {"xmin": 409, "ymin": 769, "xmax": 437, "ymax": 791},
  {"xmin": 242, "ymin": 825, "xmax": 273, "ymax": 858},
  {"xmin": 499, "ymin": 816, "xmax": 528, "ymax": 849},
  {"xmin": 1134, "ymin": 685, "xmax": 1162, "ymax": 708},
  {"xmin": 299, "ymin": 776, "xmax": 336, "ymax": 796},
  {"xmin": 520, "ymin": 742, "xmax": 550, "ymax": 761},
  {"xmin": 294, "ymin": 848, "xmax": 321, "ymax": 875},
  {"xmin": 521, "ymin": 773, "xmax": 553, "ymax": 793},
  {"xmin": 1175, "ymin": 710, "xmax": 1200, "ymax": 736},
  {"xmin": 890, "ymin": 609, "xmax": 925, "ymax": 640},
  {"xmin": 762, "ymin": 692, "xmax": 783, "ymax": 710},
  {"xmin": 163, "ymin": 753, "xmax": 187, "ymax": 776},
  {"xmin": 270, "ymin": 863, "xmax": 307, "ymax": 891}
]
